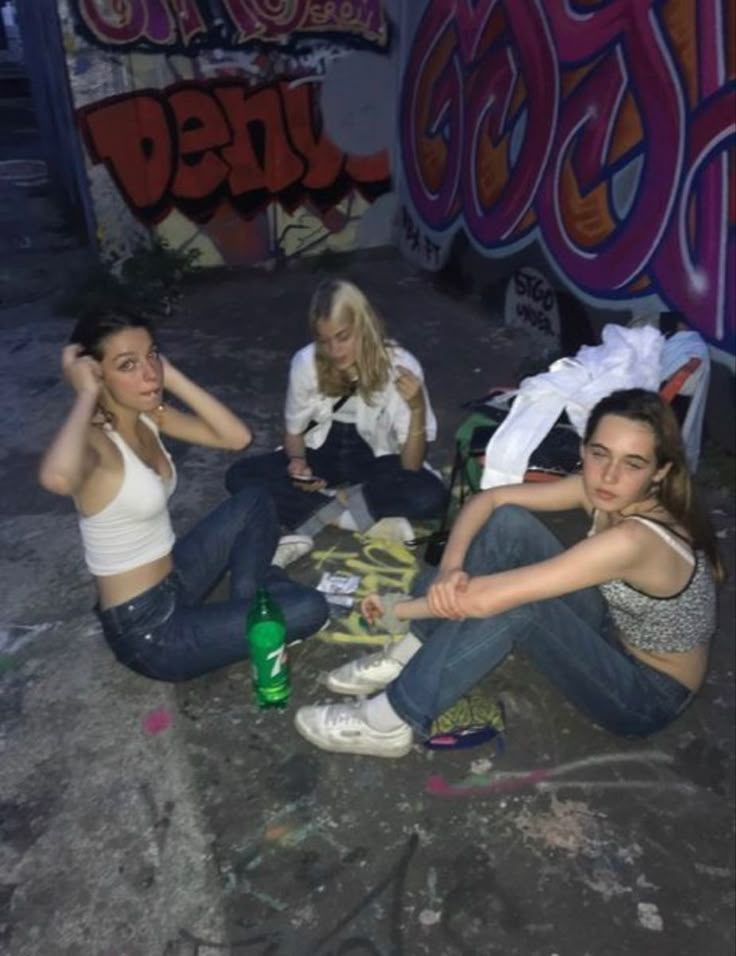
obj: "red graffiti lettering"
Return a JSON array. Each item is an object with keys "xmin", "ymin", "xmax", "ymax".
[
  {"xmin": 82, "ymin": 93, "xmax": 173, "ymax": 211},
  {"xmin": 79, "ymin": 81, "xmax": 390, "ymax": 223},
  {"xmin": 216, "ymin": 84, "xmax": 305, "ymax": 200},
  {"xmin": 169, "ymin": 88, "xmax": 231, "ymax": 201}
]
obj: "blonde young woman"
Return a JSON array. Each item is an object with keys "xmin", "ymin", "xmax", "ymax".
[
  {"xmin": 294, "ymin": 389, "xmax": 722, "ymax": 757},
  {"xmin": 225, "ymin": 279, "xmax": 446, "ymax": 539},
  {"xmin": 39, "ymin": 311, "xmax": 328, "ymax": 682}
]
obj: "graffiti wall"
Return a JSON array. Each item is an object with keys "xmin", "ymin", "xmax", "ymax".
[
  {"xmin": 398, "ymin": 0, "xmax": 736, "ymax": 357},
  {"xmin": 59, "ymin": 0, "xmax": 399, "ymax": 266}
]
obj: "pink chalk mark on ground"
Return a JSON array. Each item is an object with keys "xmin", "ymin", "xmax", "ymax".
[
  {"xmin": 143, "ymin": 709, "xmax": 173, "ymax": 735},
  {"xmin": 427, "ymin": 768, "xmax": 550, "ymax": 797}
]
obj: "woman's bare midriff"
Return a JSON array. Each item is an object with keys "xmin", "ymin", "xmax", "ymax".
[
  {"xmin": 622, "ymin": 639, "xmax": 707, "ymax": 693},
  {"xmin": 95, "ymin": 553, "xmax": 174, "ymax": 610}
]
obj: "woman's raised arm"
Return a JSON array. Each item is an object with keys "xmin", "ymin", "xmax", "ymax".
[
  {"xmin": 155, "ymin": 357, "xmax": 251, "ymax": 450},
  {"xmin": 440, "ymin": 475, "xmax": 587, "ymax": 573},
  {"xmin": 38, "ymin": 346, "xmax": 102, "ymax": 497}
]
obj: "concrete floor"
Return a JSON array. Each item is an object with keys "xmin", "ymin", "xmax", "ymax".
[
  {"xmin": 1, "ymin": 83, "xmax": 734, "ymax": 956},
  {"xmin": 1, "ymin": 252, "xmax": 734, "ymax": 956}
]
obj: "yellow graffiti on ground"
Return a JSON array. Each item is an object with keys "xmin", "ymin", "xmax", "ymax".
[{"xmin": 310, "ymin": 534, "xmax": 419, "ymax": 645}]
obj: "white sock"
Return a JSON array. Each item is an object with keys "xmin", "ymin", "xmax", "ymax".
[
  {"xmin": 362, "ymin": 692, "xmax": 407, "ymax": 732},
  {"xmin": 336, "ymin": 508, "xmax": 359, "ymax": 531},
  {"xmin": 387, "ymin": 631, "xmax": 422, "ymax": 665}
]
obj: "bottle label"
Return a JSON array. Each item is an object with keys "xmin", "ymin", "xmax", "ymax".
[{"xmin": 264, "ymin": 645, "xmax": 287, "ymax": 680}]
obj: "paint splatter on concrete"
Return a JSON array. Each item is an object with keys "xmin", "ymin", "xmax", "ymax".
[
  {"xmin": 143, "ymin": 710, "xmax": 173, "ymax": 735},
  {"xmin": 513, "ymin": 797, "xmax": 603, "ymax": 855},
  {"xmin": 419, "ymin": 908, "xmax": 441, "ymax": 926},
  {"xmin": 637, "ymin": 901, "xmax": 664, "ymax": 931}
]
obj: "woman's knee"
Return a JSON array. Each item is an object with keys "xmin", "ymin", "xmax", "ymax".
[
  {"xmin": 487, "ymin": 503, "xmax": 538, "ymax": 533},
  {"xmin": 230, "ymin": 482, "xmax": 277, "ymax": 528},
  {"xmin": 290, "ymin": 587, "xmax": 329, "ymax": 636},
  {"xmin": 464, "ymin": 504, "xmax": 539, "ymax": 571}
]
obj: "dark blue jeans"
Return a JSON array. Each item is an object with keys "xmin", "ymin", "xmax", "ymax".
[
  {"xmin": 387, "ymin": 505, "xmax": 695, "ymax": 738},
  {"xmin": 225, "ymin": 421, "xmax": 446, "ymax": 530},
  {"xmin": 98, "ymin": 486, "xmax": 329, "ymax": 682}
]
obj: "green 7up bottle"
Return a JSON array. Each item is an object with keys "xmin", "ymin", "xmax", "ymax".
[{"xmin": 246, "ymin": 587, "xmax": 291, "ymax": 708}]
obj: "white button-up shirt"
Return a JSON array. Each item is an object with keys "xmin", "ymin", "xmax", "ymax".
[{"xmin": 285, "ymin": 343, "xmax": 438, "ymax": 458}]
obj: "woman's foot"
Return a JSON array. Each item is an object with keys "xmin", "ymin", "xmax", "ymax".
[
  {"xmin": 294, "ymin": 700, "xmax": 413, "ymax": 758},
  {"xmin": 364, "ymin": 516, "xmax": 415, "ymax": 544},
  {"xmin": 272, "ymin": 534, "xmax": 314, "ymax": 568},
  {"xmin": 325, "ymin": 650, "xmax": 404, "ymax": 695},
  {"xmin": 325, "ymin": 631, "xmax": 421, "ymax": 695}
]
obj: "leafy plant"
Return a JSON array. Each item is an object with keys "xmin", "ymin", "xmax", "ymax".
[{"xmin": 57, "ymin": 238, "xmax": 201, "ymax": 320}]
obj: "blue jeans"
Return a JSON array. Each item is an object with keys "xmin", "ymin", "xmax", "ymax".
[
  {"xmin": 98, "ymin": 486, "xmax": 329, "ymax": 682},
  {"xmin": 224, "ymin": 421, "xmax": 447, "ymax": 530},
  {"xmin": 387, "ymin": 505, "xmax": 695, "ymax": 738}
]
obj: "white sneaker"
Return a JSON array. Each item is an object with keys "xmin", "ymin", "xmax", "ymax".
[
  {"xmin": 272, "ymin": 534, "xmax": 314, "ymax": 568},
  {"xmin": 325, "ymin": 650, "xmax": 404, "ymax": 696},
  {"xmin": 294, "ymin": 701, "xmax": 413, "ymax": 758},
  {"xmin": 364, "ymin": 516, "xmax": 415, "ymax": 544}
]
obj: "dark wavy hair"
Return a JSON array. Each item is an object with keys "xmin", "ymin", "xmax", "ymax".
[
  {"xmin": 584, "ymin": 388, "xmax": 723, "ymax": 580},
  {"xmin": 69, "ymin": 311, "xmax": 156, "ymax": 360}
]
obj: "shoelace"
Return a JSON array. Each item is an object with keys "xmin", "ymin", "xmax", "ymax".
[
  {"xmin": 356, "ymin": 652, "xmax": 390, "ymax": 673},
  {"xmin": 325, "ymin": 702, "xmax": 363, "ymax": 727}
]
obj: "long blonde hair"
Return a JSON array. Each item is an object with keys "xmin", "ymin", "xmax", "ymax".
[{"xmin": 308, "ymin": 279, "xmax": 392, "ymax": 401}]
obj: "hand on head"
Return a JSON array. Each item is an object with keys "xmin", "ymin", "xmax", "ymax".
[{"xmin": 62, "ymin": 344, "xmax": 102, "ymax": 397}]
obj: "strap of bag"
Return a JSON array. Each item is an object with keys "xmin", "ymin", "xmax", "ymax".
[
  {"xmin": 303, "ymin": 389, "xmax": 355, "ymax": 435},
  {"xmin": 434, "ymin": 440, "xmax": 467, "ymax": 537}
]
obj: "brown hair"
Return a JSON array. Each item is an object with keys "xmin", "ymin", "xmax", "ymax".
[
  {"xmin": 70, "ymin": 310, "xmax": 156, "ymax": 360},
  {"xmin": 584, "ymin": 388, "xmax": 724, "ymax": 580},
  {"xmin": 308, "ymin": 279, "xmax": 392, "ymax": 401}
]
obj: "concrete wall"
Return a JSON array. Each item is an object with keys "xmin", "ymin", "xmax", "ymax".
[
  {"xmin": 13, "ymin": 0, "xmax": 94, "ymax": 231},
  {"xmin": 396, "ymin": 0, "xmax": 736, "ymax": 365},
  {"xmin": 55, "ymin": 0, "xmax": 401, "ymax": 267}
]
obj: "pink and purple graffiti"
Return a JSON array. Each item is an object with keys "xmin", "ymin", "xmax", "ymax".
[
  {"xmin": 400, "ymin": 0, "xmax": 735, "ymax": 352},
  {"xmin": 73, "ymin": 0, "xmax": 388, "ymax": 52}
]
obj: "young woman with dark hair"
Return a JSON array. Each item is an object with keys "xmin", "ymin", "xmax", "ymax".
[
  {"xmin": 39, "ymin": 312, "xmax": 328, "ymax": 682},
  {"xmin": 294, "ymin": 389, "xmax": 722, "ymax": 757}
]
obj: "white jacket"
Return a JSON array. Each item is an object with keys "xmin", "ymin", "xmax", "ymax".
[
  {"xmin": 481, "ymin": 324, "xmax": 664, "ymax": 489},
  {"xmin": 285, "ymin": 342, "xmax": 438, "ymax": 457}
]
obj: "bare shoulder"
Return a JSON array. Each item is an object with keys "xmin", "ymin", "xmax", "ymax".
[{"xmin": 594, "ymin": 518, "xmax": 665, "ymax": 567}]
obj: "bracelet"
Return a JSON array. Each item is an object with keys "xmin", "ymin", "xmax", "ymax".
[
  {"xmin": 407, "ymin": 428, "xmax": 425, "ymax": 438},
  {"xmin": 289, "ymin": 455, "xmax": 306, "ymax": 462}
]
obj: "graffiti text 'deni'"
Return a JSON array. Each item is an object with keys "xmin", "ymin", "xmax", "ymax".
[{"xmin": 79, "ymin": 81, "xmax": 391, "ymax": 224}]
